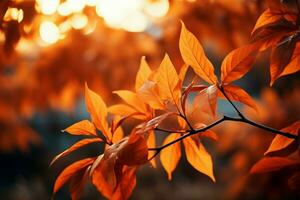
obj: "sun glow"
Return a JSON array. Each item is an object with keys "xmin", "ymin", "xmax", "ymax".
[{"xmin": 35, "ymin": 0, "xmax": 170, "ymax": 45}]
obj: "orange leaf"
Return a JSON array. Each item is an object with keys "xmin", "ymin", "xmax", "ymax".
[
  {"xmin": 265, "ymin": 121, "xmax": 300, "ymax": 154},
  {"xmin": 135, "ymin": 56, "xmax": 152, "ymax": 91},
  {"xmin": 108, "ymin": 104, "xmax": 138, "ymax": 117},
  {"xmin": 113, "ymin": 90, "xmax": 147, "ymax": 113},
  {"xmin": 160, "ymin": 133, "xmax": 182, "ymax": 180},
  {"xmin": 272, "ymin": 42, "xmax": 300, "ymax": 83},
  {"xmin": 50, "ymin": 138, "xmax": 102, "ymax": 166},
  {"xmin": 137, "ymin": 80, "xmax": 165, "ymax": 110},
  {"xmin": 221, "ymin": 44, "xmax": 258, "ymax": 83},
  {"xmin": 179, "ymin": 21, "xmax": 217, "ymax": 84},
  {"xmin": 270, "ymin": 36, "xmax": 297, "ymax": 86},
  {"xmin": 63, "ymin": 120, "xmax": 97, "ymax": 136},
  {"xmin": 222, "ymin": 85, "xmax": 258, "ymax": 112},
  {"xmin": 250, "ymin": 157, "xmax": 300, "ymax": 174},
  {"xmin": 155, "ymin": 54, "xmax": 180, "ymax": 107},
  {"xmin": 147, "ymin": 131, "xmax": 157, "ymax": 168},
  {"xmin": 111, "ymin": 167, "xmax": 137, "ymax": 200},
  {"xmin": 193, "ymin": 85, "xmax": 218, "ymax": 117},
  {"xmin": 85, "ymin": 83, "xmax": 111, "ymax": 140},
  {"xmin": 69, "ymin": 166, "xmax": 90, "ymax": 200},
  {"xmin": 53, "ymin": 158, "xmax": 94, "ymax": 194},
  {"xmin": 252, "ymin": 9, "xmax": 283, "ymax": 35},
  {"xmin": 183, "ymin": 137, "xmax": 215, "ymax": 182}
]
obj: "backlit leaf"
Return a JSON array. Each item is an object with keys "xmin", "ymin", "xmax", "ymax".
[
  {"xmin": 179, "ymin": 21, "xmax": 217, "ymax": 84},
  {"xmin": 183, "ymin": 137, "xmax": 215, "ymax": 182},
  {"xmin": 85, "ymin": 83, "xmax": 111, "ymax": 139},
  {"xmin": 265, "ymin": 121, "xmax": 300, "ymax": 154},
  {"xmin": 63, "ymin": 120, "xmax": 97, "ymax": 136},
  {"xmin": 160, "ymin": 133, "xmax": 182, "ymax": 180},
  {"xmin": 135, "ymin": 56, "xmax": 152, "ymax": 91}
]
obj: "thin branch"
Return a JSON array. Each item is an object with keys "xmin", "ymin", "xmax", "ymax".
[
  {"xmin": 155, "ymin": 127, "xmax": 189, "ymax": 134},
  {"xmin": 149, "ymin": 115, "xmax": 298, "ymax": 154}
]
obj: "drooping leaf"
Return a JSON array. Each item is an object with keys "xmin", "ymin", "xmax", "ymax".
[
  {"xmin": 265, "ymin": 121, "xmax": 300, "ymax": 154},
  {"xmin": 221, "ymin": 44, "xmax": 258, "ymax": 83},
  {"xmin": 270, "ymin": 35, "xmax": 297, "ymax": 85},
  {"xmin": 53, "ymin": 158, "xmax": 95, "ymax": 194},
  {"xmin": 85, "ymin": 83, "xmax": 111, "ymax": 139},
  {"xmin": 183, "ymin": 137, "xmax": 215, "ymax": 182},
  {"xmin": 63, "ymin": 120, "xmax": 97, "ymax": 136},
  {"xmin": 222, "ymin": 85, "xmax": 258, "ymax": 112},
  {"xmin": 272, "ymin": 42, "xmax": 300, "ymax": 83},
  {"xmin": 147, "ymin": 131, "xmax": 157, "ymax": 168},
  {"xmin": 50, "ymin": 138, "xmax": 103, "ymax": 166},
  {"xmin": 160, "ymin": 133, "xmax": 182, "ymax": 180},
  {"xmin": 250, "ymin": 157, "xmax": 300, "ymax": 174},
  {"xmin": 135, "ymin": 56, "xmax": 152, "ymax": 91},
  {"xmin": 111, "ymin": 167, "xmax": 137, "ymax": 200},
  {"xmin": 179, "ymin": 21, "xmax": 217, "ymax": 84}
]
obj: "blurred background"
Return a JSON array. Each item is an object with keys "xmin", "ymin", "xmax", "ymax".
[{"xmin": 0, "ymin": 0, "xmax": 299, "ymax": 199}]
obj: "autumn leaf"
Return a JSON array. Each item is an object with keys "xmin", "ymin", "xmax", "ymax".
[
  {"xmin": 108, "ymin": 104, "xmax": 138, "ymax": 117},
  {"xmin": 147, "ymin": 131, "xmax": 157, "ymax": 168},
  {"xmin": 50, "ymin": 138, "xmax": 103, "ymax": 166},
  {"xmin": 270, "ymin": 35, "xmax": 297, "ymax": 86},
  {"xmin": 154, "ymin": 54, "xmax": 180, "ymax": 108},
  {"xmin": 135, "ymin": 56, "xmax": 152, "ymax": 91},
  {"xmin": 85, "ymin": 83, "xmax": 111, "ymax": 140},
  {"xmin": 265, "ymin": 121, "xmax": 300, "ymax": 154},
  {"xmin": 63, "ymin": 120, "xmax": 97, "ymax": 136},
  {"xmin": 183, "ymin": 137, "xmax": 215, "ymax": 182},
  {"xmin": 179, "ymin": 21, "xmax": 217, "ymax": 84},
  {"xmin": 252, "ymin": 9, "xmax": 286, "ymax": 35},
  {"xmin": 222, "ymin": 85, "xmax": 258, "ymax": 112},
  {"xmin": 221, "ymin": 44, "xmax": 258, "ymax": 83},
  {"xmin": 53, "ymin": 158, "xmax": 95, "ymax": 194},
  {"xmin": 250, "ymin": 157, "xmax": 300, "ymax": 174},
  {"xmin": 137, "ymin": 80, "xmax": 165, "ymax": 110},
  {"xmin": 113, "ymin": 90, "xmax": 148, "ymax": 113},
  {"xmin": 193, "ymin": 85, "xmax": 218, "ymax": 117},
  {"xmin": 160, "ymin": 133, "xmax": 182, "ymax": 180}
]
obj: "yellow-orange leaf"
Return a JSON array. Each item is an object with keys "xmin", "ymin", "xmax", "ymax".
[
  {"xmin": 179, "ymin": 21, "xmax": 217, "ymax": 84},
  {"xmin": 250, "ymin": 157, "xmax": 300, "ymax": 174},
  {"xmin": 113, "ymin": 90, "xmax": 147, "ymax": 113},
  {"xmin": 221, "ymin": 44, "xmax": 258, "ymax": 83},
  {"xmin": 265, "ymin": 121, "xmax": 300, "ymax": 154},
  {"xmin": 222, "ymin": 85, "xmax": 258, "ymax": 112},
  {"xmin": 63, "ymin": 120, "xmax": 97, "ymax": 136},
  {"xmin": 147, "ymin": 131, "xmax": 157, "ymax": 168},
  {"xmin": 135, "ymin": 56, "xmax": 152, "ymax": 91},
  {"xmin": 155, "ymin": 54, "xmax": 180, "ymax": 106},
  {"xmin": 183, "ymin": 137, "xmax": 215, "ymax": 182},
  {"xmin": 50, "ymin": 138, "xmax": 102, "ymax": 166},
  {"xmin": 85, "ymin": 83, "xmax": 111, "ymax": 139},
  {"xmin": 53, "ymin": 158, "xmax": 94, "ymax": 194},
  {"xmin": 108, "ymin": 104, "xmax": 138, "ymax": 116},
  {"xmin": 160, "ymin": 133, "xmax": 181, "ymax": 180},
  {"xmin": 137, "ymin": 80, "xmax": 165, "ymax": 110}
]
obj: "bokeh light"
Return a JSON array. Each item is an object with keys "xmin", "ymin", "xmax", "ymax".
[{"xmin": 39, "ymin": 21, "xmax": 60, "ymax": 44}]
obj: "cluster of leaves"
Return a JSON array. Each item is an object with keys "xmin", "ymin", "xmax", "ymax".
[{"xmin": 52, "ymin": 16, "xmax": 300, "ymax": 199}]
